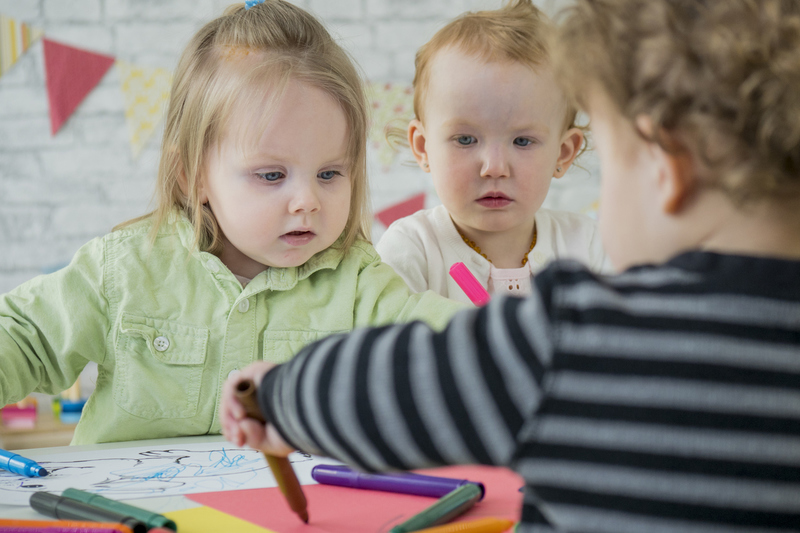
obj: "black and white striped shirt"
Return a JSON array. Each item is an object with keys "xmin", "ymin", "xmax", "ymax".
[{"xmin": 259, "ymin": 252, "xmax": 800, "ymax": 532}]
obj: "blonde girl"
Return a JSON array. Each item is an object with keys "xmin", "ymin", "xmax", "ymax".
[
  {"xmin": 376, "ymin": 0, "xmax": 609, "ymax": 305},
  {"xmin": 0, "ymin": 0, "xmax": 463, "ymax": 445}
]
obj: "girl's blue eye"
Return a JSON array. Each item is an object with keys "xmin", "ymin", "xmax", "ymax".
[
  {"xmin": 318, "ymin": 170, "xmax": 341, "ymax": 181},
  {"xmin": 258, "ymin": 171, "xmax": 284, "ymax": 182},
  {"xmin": 456, "ymin": 135, "xmax": 476, "ymax": 146},
  {"xmin": 513, "ymin": 137, "xmax": 533, "ymax": 147}
]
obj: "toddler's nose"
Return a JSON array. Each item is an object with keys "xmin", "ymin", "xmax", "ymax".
[
  {"xmin": 480, "ymin": 145, "xmax": 510, "ymax": 179},
  {"xmin": 288, "ymin": 181, "xmax": 321, "ymax": 214}
]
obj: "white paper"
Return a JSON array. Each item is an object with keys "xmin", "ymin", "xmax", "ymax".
[{"xmin": 0, "ymin": 441, "xmax": 334, "ymax": 506}]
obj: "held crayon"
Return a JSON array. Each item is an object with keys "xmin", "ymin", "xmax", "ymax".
[
  {"xmin": 29, "ymin": 493, "xmax": 147, "ymax": 533},
  {"xmin": 312, "ymin": 465, "xmax": 485, "ymax": 499},
  {"xmin": 449, "ymin": 263, "xmax": 491, "ymax": 306},
  {"xmin": 0, "ymin": 519, "xmax": 133, "ymax": 533},
  {"xmin": 0, "ymin": 449, "xmax": 48, "ymax": 477},
  {"xmin": 413, "ymin": 517, "xmax": 515, "ymax": 533},
  {"xmin": 235, "ymin": 379, "xmax": 309, "ymax": 523},
  {"xmin": 61, "ymin": 489, "xmax": 177, "ymax": 531},
  {"xmin": 389, "ymin": 483, "xmax": 484, "ymax": 533}
]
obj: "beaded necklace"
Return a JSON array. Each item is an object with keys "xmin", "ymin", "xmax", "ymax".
[{"xmin": 456, "ymin": 226, "xmax": 538, "ymax": 267}]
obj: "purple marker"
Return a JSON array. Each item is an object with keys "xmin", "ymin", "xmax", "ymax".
[{"xmin": 311, "ymin": 465, "xmax": 485, "ymax": 499}]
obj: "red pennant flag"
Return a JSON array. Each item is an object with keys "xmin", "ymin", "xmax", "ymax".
[
  {"xmin": 375, "ymin": 192, "xmax": 426, "ymax": 227},
  {"xmin": 43, "ymin": 38, "xmax": 115, "ymax": 134}
]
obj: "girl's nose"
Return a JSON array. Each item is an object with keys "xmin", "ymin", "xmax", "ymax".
[
  {"xmin": 288, "ymin": 180, "xmax": 321, "ymax": 214},
  {"xmin": 480, "ymin": 145, "xmax": 510, "ymax": 179}
]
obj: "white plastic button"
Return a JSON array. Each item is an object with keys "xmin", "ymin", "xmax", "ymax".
[
  {"xmin": 533, "ymin": 251, "xmax": 546, "ymax": 264},
  {"xmin": 153, "ymin": 336, "xmax": 170, "ymax": 352},
  {"xmin": 206, "ymin": 259, "xmax": 220, "ymax": 273},
  {"xmin": 228, "ymin": 369, "xmax": 239, "ymax": 380},
  {"xmin": 238, "ymin": 299, "xmax": 250, "ymax": 313}
]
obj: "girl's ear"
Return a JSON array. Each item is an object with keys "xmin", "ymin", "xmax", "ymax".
[
  {"xmin": 554, "ymin": 127, "xmax": 584, "ymax": 178},
  {"xmin": 408, "ymin": 119, "xmax": 430, "ymax": 172},
  {"xmin": 196, "ymin": 177, "xmax": 208, "ymax": 205},
  {"xmin": 178, "ymin": 168, "xmax": 207, "ymax": 205},
  {"xmin": 172, "ymin": 151, "xmax": 205, "ymax": 202}
]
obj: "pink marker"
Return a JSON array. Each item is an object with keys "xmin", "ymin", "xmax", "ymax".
[{"xmin": 449, "ymin": 262, "xmax": 491, "ymax": 306}]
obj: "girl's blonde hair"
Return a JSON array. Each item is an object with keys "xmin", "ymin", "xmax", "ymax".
[
  {"xmin": 388, "ymin": 0, "xmax": 583, "ymax": 150},
  {"xmin": 119, "ymin": 1, "xmax": 370, "ymax": 254},
  {"xmin": 553, "ymin": 0, "xmax": 800, "ymax": 201}
]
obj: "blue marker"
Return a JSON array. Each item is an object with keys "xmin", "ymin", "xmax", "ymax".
[{"xmin": 0, "ymin": 448, "xmax": 48, "ymax": 477}]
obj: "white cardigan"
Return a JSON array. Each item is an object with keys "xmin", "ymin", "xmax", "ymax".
[{"xmin": 376, "ymin": 205, "xmax": 611, "ymax": 305}]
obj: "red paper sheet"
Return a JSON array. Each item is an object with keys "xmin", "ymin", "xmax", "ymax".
[
  {"xmin": 375, "ymin": 192, "xmax": 426, "ymax": 228},
  {"xmin": 188, "ymin": 464, "xmax": 523, "ymax": 533}
]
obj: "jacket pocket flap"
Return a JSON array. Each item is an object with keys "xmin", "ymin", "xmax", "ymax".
[{"xmin": 119, "ymin": 314, "xmax": 208, "ymax": 365}]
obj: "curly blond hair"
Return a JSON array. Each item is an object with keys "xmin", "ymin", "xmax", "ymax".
[
  {"xmin": 119, "ymin": 1, "xmax": 370, "ymax": 254},
  {"xmin": 553, "ymin": 0, "xmax": 800, "ymax": 201}
]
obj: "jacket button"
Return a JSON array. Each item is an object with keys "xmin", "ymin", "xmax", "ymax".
[
  {"xmin": 238, "ymin": 299, "xmax": 250, "ymax": 313},
  {"xmin": 153, "ymin": 336, "xmax": 170, "ymax": 352}
]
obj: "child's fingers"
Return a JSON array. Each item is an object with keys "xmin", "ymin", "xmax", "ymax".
[
  {"xmin": 219, "ymin": 361, "xmax": 279, "ymax": 449},
  {"xmin": 239, "ymin": 417, "xmax": 269, "ymax": 450},
  {"xmin": 264, "ymin": 424, "xmax": 295, "ymax": 457},
  {"xmin": 221, "ymin": 411, "xmax": 246, "ymax": 447},
  {"xmin": 222, "ymin": 422, "xmax": 245, "ymax": 447},
  {"xmin": 220, "ymin": 371, "xmax": 246, "ymax": 420}
]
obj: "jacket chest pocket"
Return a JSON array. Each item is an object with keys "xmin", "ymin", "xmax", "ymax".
[
  {"xmin": 114, "ymin": 314, "xmax": 209, "ymax": 419},
  {"xmin": 263, "ymin": 330, "xmax": 347, "ymax": 364}
]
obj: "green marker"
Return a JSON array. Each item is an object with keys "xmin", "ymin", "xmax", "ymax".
[
  {"xmin": 61, "ymin": 488, "xmax": 177, "ymax": 531},
  {"xmin": 389, "ymin": 483, "xmax": 483, "ymax": 533}
]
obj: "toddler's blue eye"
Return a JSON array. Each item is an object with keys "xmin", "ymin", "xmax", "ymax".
[
  {"xmin": 513, "ymin": 137, "xmax": 533, "ymax": 147},
  {"xmin": 258, "ymin": 171, "xmax": 284, "ymax": 182},
  {"xmin": 456, "ymin": 135, "xmax": 476, "ymax": 146},
  {"xmin": 318, "ymin": 170, "xmax": 340, "ymax": 180}
]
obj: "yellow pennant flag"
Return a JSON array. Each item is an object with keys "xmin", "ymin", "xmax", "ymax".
[
  {"xmin": 366, "ymin": 81, "xmax": 415, "ymax": 168},
  {"xmin": 117, "ymin": 60, "xmax": 172, "ymax": 158},
  {"xmin": 0, "ymin": 13, "xmax": 43, "ymax": 78}
]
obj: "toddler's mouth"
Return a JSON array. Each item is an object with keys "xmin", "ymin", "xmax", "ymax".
[
  {"xmin": 281, "ymin": 230, "xmax": 316, "ymax": 246},
  {"xmin": 476, "ymin": 192, "xmax": 512, "ymax": 208}
]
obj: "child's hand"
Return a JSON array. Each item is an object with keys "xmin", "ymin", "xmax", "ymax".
[{"xmin": 220, "ymin": 361, "xmax": 294, "ymax": 456}]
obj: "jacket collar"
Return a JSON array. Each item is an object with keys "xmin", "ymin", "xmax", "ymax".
[{"xmin": 169, "ymin": 209, "xmax": 346, "ymax": 292}]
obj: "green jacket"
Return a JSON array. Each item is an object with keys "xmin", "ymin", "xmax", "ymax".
[{"xmin": 0, "ymin": 213, "xmax": 465, "ymax": 444}]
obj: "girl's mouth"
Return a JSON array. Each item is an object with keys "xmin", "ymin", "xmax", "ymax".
[
  {"xmin": 476, "ymin": 192, "xmax": 512, "ymax": 209},
  {"xmin": 281, "ymin": 230, "xmax": 316, "ymax": 246}
]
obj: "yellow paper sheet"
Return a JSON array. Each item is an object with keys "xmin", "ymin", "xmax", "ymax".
[{"xmin": 165, "ymin": 506, "xmax": 278, "ymax": 533}]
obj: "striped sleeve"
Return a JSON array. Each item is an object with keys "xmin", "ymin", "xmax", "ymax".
[{"xmin": 259, "ymin": 292, "xmax": 554, "ymax": 472}]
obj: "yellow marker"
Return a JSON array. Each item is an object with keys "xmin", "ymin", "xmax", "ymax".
[{"xmin": 413, "ymin": 517, "xmax": 515, "ymax": 533}]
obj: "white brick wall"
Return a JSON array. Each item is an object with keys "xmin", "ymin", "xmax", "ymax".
[{"xmin": 0, "ymin": 0, "xmax": 596, "ymax": 293}]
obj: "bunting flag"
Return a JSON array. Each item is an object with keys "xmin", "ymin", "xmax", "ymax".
[
  {"xmin": 117, "ymin": 60, "xmax": 172, "ymax": 157},
  {"xmin": 375, "ymin": 191, "xmax": 426, "ymax": 228},
  {"xmin": 43, "ymin": 38, "xmax": 115, "ymax": 134},
  {"xmin": 0, "ymin": 13, "xmax": 43, "ymax": 79},
  {"xmin": 367, "ymin": 82, "xmax": 414, "ymax": 168}
]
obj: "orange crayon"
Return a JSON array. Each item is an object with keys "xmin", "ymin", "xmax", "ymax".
[{"xmin": 413, "ymin": 517, "xmax": 515, "ymax": 533}]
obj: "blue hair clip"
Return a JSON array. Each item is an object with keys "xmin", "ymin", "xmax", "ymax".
[{"xmin": 245, "ymin": 0, "xmax": 265, "ymax": 9}]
